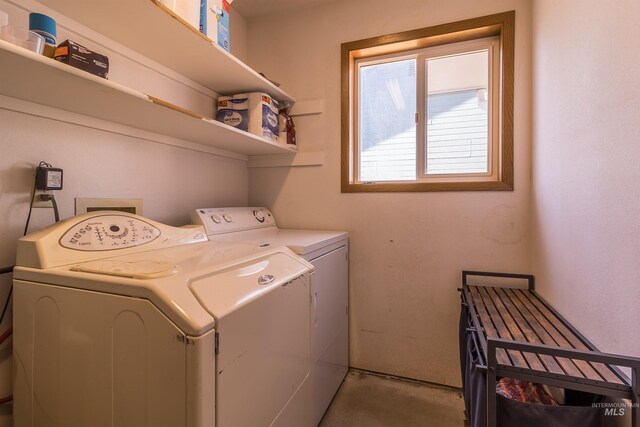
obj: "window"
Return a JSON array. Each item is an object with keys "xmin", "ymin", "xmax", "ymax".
[{"xmin": 341, "ymin": 12, "xmax": 514, "ymax": 192}]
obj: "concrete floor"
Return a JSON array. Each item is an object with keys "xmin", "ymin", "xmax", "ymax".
[{"xmin": 319, "ymin": 370, "xmax": 465, "ymax": 427}]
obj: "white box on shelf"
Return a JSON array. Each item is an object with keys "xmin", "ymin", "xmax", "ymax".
[
  {"xmin": 160, "ymin": 0, "xmax": 200, "ymax": 30},
  {"xmin": 199, "ymin": 0, "xmax": 232, "ymax": 52}
]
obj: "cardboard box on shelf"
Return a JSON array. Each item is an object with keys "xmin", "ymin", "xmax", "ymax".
[
  {"xmin": 54, "ymin": 40, "xmax": 109, "ymax": 79},
  {"xmin": 200, "ymin": 0, "xmax": 232, "ymax": 52}
]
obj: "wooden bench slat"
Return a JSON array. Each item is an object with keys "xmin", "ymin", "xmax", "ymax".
[
  {"xmin": 508, "ymin": 289, "xmax": 588, "ymax": 378},
  {"xmin": 493, "ymin": 288, "xmax": 564, "ymax": 375},
  {"xmin": 468, "ymin": 287, "xmax": 510, "ymax": 365},
  {"xmin": 524, "ymin": 291, "xmax": 624, "ymax": 385},
  {"xmin": 512, "ymin": 290, "xmax": 607, "ymax": 381},
  {"xmin": 476, "ymin": 287, "xmax": 529, "ymax": 369},
  {"xmin": 485, "ymin": 288, "xmax": 546, "ymax": 372}
]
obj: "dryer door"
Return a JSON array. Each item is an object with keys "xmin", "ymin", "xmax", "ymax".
[
  {"xmin": 189, "ymin": 251, "xmax": 312, "ymax": 427},
  {"xmin": 215, "ymin": 274, "xmax": 311, "ymax": 427}
]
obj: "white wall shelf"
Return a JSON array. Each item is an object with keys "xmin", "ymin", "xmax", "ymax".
[
  {"xmin": 247, "ymin": 152, "xmax": 325, "ymax": 168},
  {"xmin": 36, "ymin": 0, "xmax": 295, "ymax": 105},
  {"xmin": 289, "ymin": 99, "xmax": 325, "ymax": 117},
  {"xmin": 0, "ymin": 40, "xmax": 296, "ymax": 156}
]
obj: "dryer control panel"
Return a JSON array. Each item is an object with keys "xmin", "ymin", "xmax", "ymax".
[
  {"xmin": 192, "ymin": 207, "xmax": 276, "ymax": 236},
  {"xmin": 60, "ymin": 215, "xmax": 160, "ymax": 250}
]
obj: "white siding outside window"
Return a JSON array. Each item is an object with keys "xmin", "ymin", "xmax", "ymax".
[
  {"xmin": 426, "ymin": 89, "xmax": 488, "ymax": 174},
  {"xmin": 354, "ymin": 38, "xmax": 498, "ymax": 183}
]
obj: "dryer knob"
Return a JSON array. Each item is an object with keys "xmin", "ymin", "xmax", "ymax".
[
  {"xmin": 210, "ymin": 214, "xmax": 222, "ymax": 224},
  {"xmin": 253, "ymin": 209, "xmax": 265, "ymax": 223},
  {"xmin": 222, "ymin": 213, "xmax": 233, "ymax": 223}
]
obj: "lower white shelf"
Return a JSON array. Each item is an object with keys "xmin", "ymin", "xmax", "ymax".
[
  {"xmin": 0, "ymin": 39, "xmax": 296, "ymax": 156},
  {"xmin": 247, "ymin": 152, "xmax": 325, "ymax": 168}
]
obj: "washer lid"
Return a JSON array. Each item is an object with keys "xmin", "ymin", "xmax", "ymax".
[{"xmin": 189, "ymin": 250, "xmax": 311, "ymax": 319}]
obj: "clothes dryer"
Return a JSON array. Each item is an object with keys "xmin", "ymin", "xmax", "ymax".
[
  {"xmin": 192, "ymin": 207, "xmax": 348, "ymax": 425},
  {"xmin": 13, "ymin": 211, "xmax": 313, "ymax": 427}
]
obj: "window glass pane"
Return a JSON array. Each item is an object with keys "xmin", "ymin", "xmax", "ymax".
[
  {"xmin": 426, "ymin": 50, "xmax": 489, "ymax": 175},
  {"xmin": 359, "ymin": 58, "xmax": 416, "ymax": 181}
]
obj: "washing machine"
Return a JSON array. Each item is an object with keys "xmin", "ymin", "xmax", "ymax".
[
  {"xmin": 12, "ymin": 211, "xmax": 314, "ymax": 427},
  {"xmin": 191, "ymin": 207, "xmax": 348, "ymax": 426}
]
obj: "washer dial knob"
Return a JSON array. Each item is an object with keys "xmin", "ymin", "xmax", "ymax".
[
  {"xmin": 210, "ymin": 214, "xmax": 222, "ymax": 224},
  {"xmin": 222, "ymin": 213, "xmax": 233, "ymax": 223}
]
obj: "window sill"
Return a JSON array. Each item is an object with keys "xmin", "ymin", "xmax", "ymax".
[{"xmin": 341, "ymin": 180, "xmax": 513, "ymax": 192}]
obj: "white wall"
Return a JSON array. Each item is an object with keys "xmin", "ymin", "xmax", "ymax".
[
  {"xmin": 245, "ymin": 0, "xmax": 532, "ymax": 387},
  {"xmin": 532, "ymin": 0, "xmax": 640, "ymax": 367},
  {"xmin": 230, "ymin": 4, "xmax": 248, "ymax": 62},
  {"xmin": 0, "ymin": 1, "xmax": 249, "ymax": 424}
]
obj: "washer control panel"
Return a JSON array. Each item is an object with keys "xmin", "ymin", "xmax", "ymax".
[
  {"xmin": 60, "ymin": 214, "xmax": 160, "ymax": 250},
  {"xmin": 17, "ymin": 211, "xmax": 207, "ymax": 269},
  {"xmin": 192, "ymin": 207, "xmax": 276, "ymax": 235}
]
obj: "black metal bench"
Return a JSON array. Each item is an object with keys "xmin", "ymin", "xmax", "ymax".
[{"xmin": 460, "ymin": 270, "xmax": 640, "ymax": 427}]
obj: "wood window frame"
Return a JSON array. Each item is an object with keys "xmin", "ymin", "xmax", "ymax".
[{"xmin": 341, "ymin": 11, "xmax": 515, "ymax": 193}]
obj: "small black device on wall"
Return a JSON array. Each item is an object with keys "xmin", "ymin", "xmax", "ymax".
[{"xmin": 35, "ymin": 166, "xmax": 63, "ymax": 191}]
